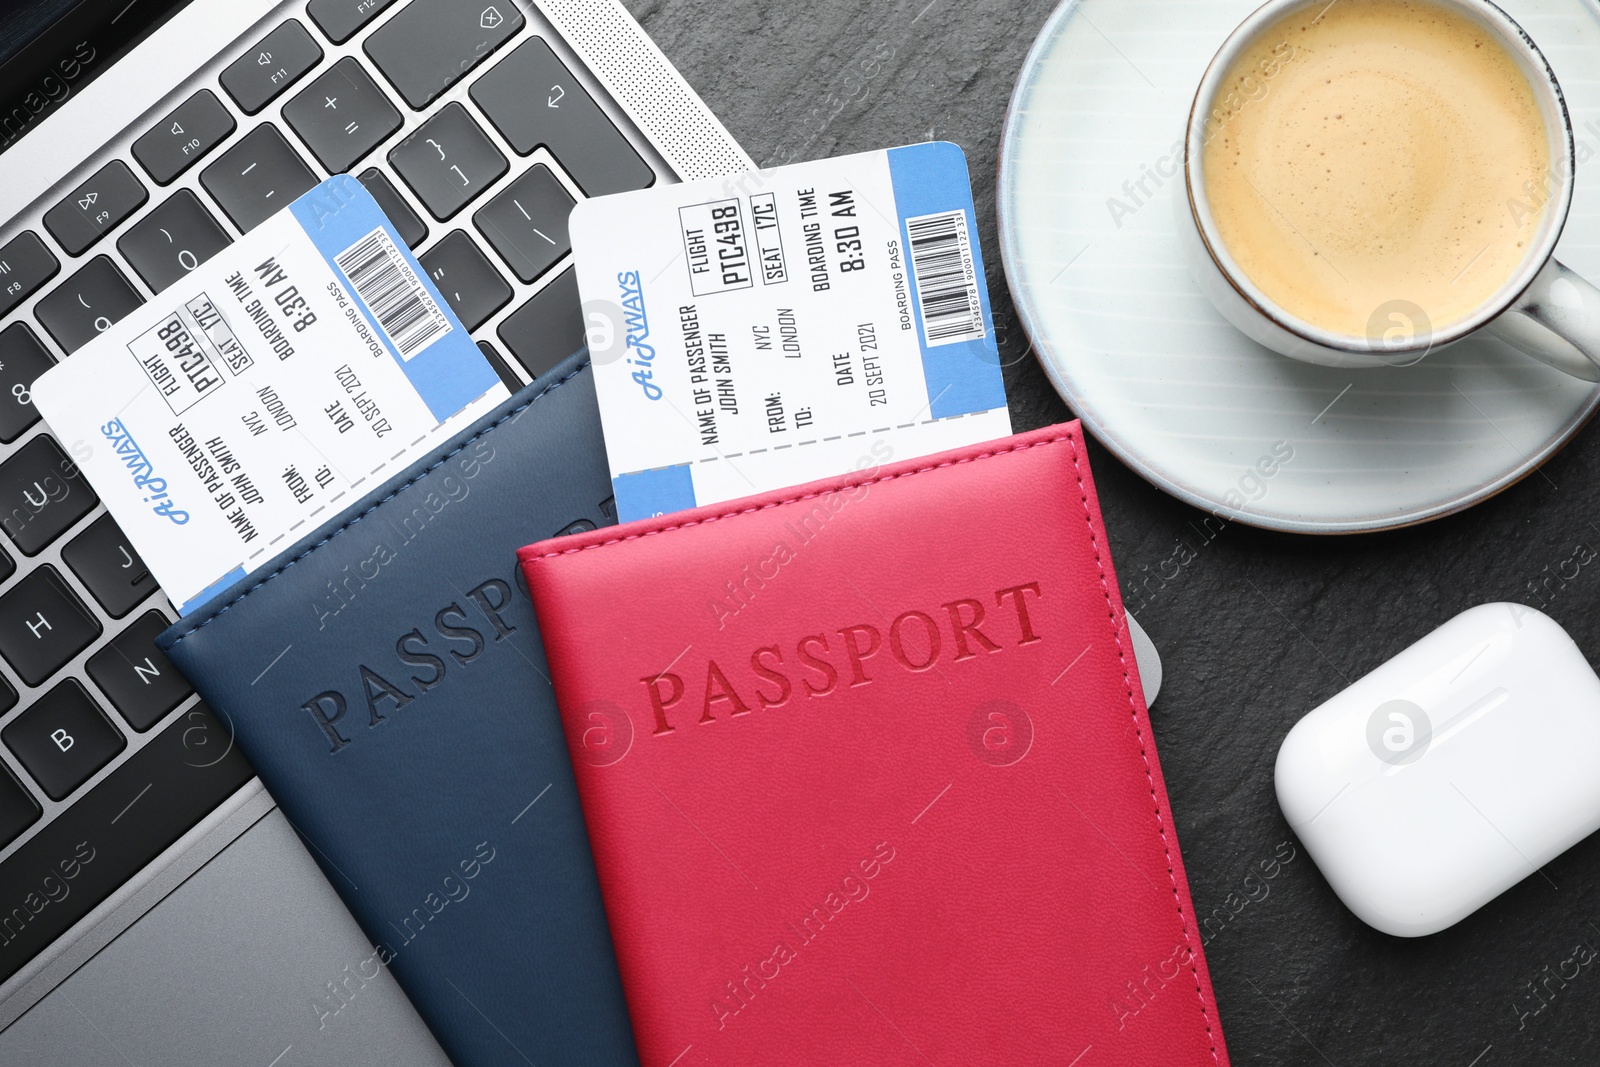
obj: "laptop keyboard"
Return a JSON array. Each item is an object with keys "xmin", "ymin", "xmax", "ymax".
[{"xmin": 0, "ymin": 0, "xmax": 661, "ymax": 988}]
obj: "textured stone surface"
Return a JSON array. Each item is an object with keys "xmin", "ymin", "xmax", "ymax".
[{"xmin": 624, "ymin": 1, "xmax": 1600, "ymax": 1063}]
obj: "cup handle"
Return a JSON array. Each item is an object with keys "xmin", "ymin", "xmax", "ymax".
[{"xmin": 1485, "ymin": 259, "xmax": 1600, "ymax": 382}]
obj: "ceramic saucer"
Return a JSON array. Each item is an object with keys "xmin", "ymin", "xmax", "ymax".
[{"xmin": 999, "ymin": 0, "xmax": 1600, "ymax": 532}]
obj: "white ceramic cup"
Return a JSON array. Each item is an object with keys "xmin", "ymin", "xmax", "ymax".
[{"xmin": 1180, "ymin": 0, "xmax": 1600, "ymax": 380}]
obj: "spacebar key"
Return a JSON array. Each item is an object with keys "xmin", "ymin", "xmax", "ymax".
[{"xmin": 0, "ymin": 704, "xmax": 253, "ymax": 986}]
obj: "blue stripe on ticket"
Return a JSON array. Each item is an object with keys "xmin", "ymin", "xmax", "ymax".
[
  {"xmin": 614, "ymin": 464, "xmax": 697, "ymax": 523},
  {"xmin": 179, "ymin": 564, "xmax": 247, "ymax": 617},
  {"xmin": 887, "ymin": 142, "xmax": 1005, "ymax": 420},
  {"xmin": 290, "ymin": 175, "xmax": 498, "ymax": 423}
]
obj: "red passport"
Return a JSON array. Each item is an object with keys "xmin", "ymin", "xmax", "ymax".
[{"xmin": 519, "ymin": 423, "xmax": 1229, "ymax": 1066}]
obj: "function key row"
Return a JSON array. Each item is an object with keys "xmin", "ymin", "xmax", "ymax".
[
  {"xmin": 220, "ymin": 19, "xmax": 323, "ymax": 116},
  {"xmin": 0, "ymin": 233, "xmax": 59, "ymax": 320},
  {"xmin": 35, "ymin": 12, "xmax": 323, "ymax": 265},
  {"xmin": 307, "ymin": 0, "xmax": 401, "ymax": 44},
  {"xmin": 43, "ymin": 162, "xmax": 148, "ymax": 258},
  {"xmin": 133, "ymin": 90, "xmax": 236, "ymax": 186}
]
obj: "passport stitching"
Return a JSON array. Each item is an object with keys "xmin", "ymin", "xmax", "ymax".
[
  {"xmin": 1061, "ymin": 431, "xmax": 1221, "ymax": 1066},
  {"xmin": 165, "ymin": 359, "xmax": 593, "ymax": 646},
  {"xmin": 524, "ymin": 426, "xmax": 1225, "ymax": 1060},
  {"xmin": 520, "ymin": 433, "xmax": 1075, "ymax": 560}
]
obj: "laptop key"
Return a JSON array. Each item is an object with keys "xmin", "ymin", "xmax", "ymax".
[
  {"xmin": 0, "ymin": 703, "xmax": 252, "ymax": 984},
  {"xmin": 34, "ymin": 256, "xmax": 145, "ymax": 354},
  {"xmin": 0, "ymin": 232, "xmax": 59, "ymax": 319},
  {"xmin": 497, "ymin": 267, "xmax": 585, "ymax": 379},
  {"xmin": 308, "ymin": 0, "xmax": 401, "ymax": 43},
  {"xmin": 0, "ymin": 436, "xmax": 99, "ymax": 557},
  {"xmin": 87, "ymin": 610, "xmax": 192, "ymax": 732},
  {"xmin": 0, "ymin": 567, "xmax": 101, "ymax": 686},
  {"xmin": 201, "ymin": 124, "xmax": 319, "ymax": 233},
  {"xmin": 473, "ymin": 164, "xmax": 573, "ymax": 283},
  {"xmin": 284, "ymin": 57, "xmax": 402, "ymax": 173},
  {"xmin": 63, "ymin": 514, "xmax": 156, "ymax": 619},
  {"xmin": 43, "ymin": 161, "xmax": 149, "ymax": 258},
  {"xmin": 220, "ymin": 19, "xmax": 323, "ymax": 115},
  {"xmin": 132, "ymin": 90, "xmax": 236, "ymax": 185},
  {"xmin": 389, "ymin": 103, "xmax": 507, "ymax": 220},
  {"xmin": 0, "ymin": 324, "xmax": 55, "ymax": 443},
  {"xmin": 418, "ymin": 231, "xmax": 511, "ymax": 331},
  {"xmin": 0, "ymin": 762, "xmax": 38, "ymax": 850},
  {"xmin": 357, "ymin": 168, "xmax": 427, "ymax": 249},
  {"xmin": 4, "ymin": 681, "xmax": 124, "ymax": 801},
  {"xmin": 471, "ymin": 37, "xmax": 655, "ymax": 197},
  {"xmin": 477, "ymin": 340, "xmax": 522, "ymax": 392},
  {"xmin": 118, "ymin": 190, "xmax": 234, "ymax": 294},
  {"xmin": 365, "ymin": 0, "xmax": 524, "ymax": 110}
]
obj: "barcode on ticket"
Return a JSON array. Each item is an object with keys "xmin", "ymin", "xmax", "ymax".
[
  {"xmin": 334, "ymin": 227, "xmax": 450, "ymax": 360},
  {"xmin": 905, "ymin": 209, "xmax": 984, "ymax": 347}
]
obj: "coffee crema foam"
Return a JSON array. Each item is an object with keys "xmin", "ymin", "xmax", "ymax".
[{"xmin": 1201, "ymin": 0, "xmax": 1551, "ymax": 339}]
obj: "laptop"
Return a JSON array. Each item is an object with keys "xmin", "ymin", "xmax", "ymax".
[{"xmin": 0, "ymin": 1, "xmax": 749, "ymax": 1061}]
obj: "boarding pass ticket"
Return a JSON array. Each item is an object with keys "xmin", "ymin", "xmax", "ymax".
[
  {"xmin": 570, "ymin": 142, "xmax": 1013, "ymax": 521},
  {"xmin": 33, "ymin": 175, "xmax": 507, "ymax": 615}
]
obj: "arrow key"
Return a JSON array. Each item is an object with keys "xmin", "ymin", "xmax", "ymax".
[{"xmin": 43, "ymin": 161, "xmax": 148, "ymax": 256}]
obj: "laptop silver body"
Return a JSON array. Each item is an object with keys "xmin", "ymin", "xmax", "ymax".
[{"xmin": 0, "ymin": 2, "xmax": 748, "ymax": 1061}]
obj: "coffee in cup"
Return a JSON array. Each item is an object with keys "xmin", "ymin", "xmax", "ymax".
[
  {"xmin": 1203, "ymin": 0, "xmax": 1550, "ymax": 339},
  {"xmin": 1182, "ymin": 0, "xmax": 1600, "ymax": 380}
]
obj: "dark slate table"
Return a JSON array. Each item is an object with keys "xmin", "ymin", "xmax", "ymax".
[{"xmin": 625, "ymin": 1, "xmax": 1600, "ymax": 1063}]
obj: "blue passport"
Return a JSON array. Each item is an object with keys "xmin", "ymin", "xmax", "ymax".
[{"xmin": 158, "ymin": 354, "xmax": 638, "ymax": 1066}]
